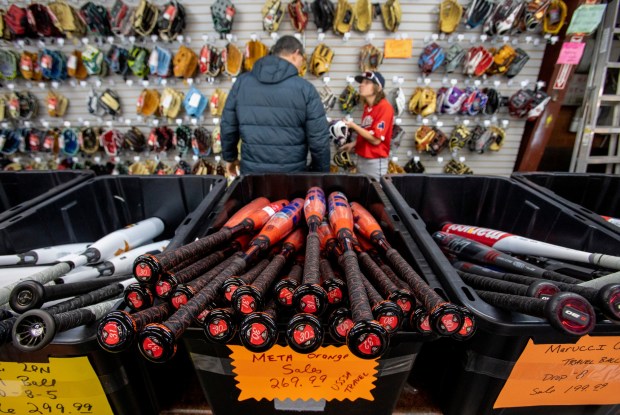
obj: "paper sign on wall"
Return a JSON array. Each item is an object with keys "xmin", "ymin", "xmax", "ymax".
[
  {"xmin": 566, "ymin": 4, "xmax": 607, "ymax": 35},
  {"xmin": 384, "ymin": 39, "xmax": 413, "ymax": 59},
  {"xmin": 0, "ymin": 357, "xmax": 113, "ymax": 415},
  {"xmin": 557, "ymin": 42, "xmax": 586, "ymax": 65},
  {"xmin": 494, "ymin": 335, "xmax": 620, "ymax": 408},
  {"xmin": 230, "ymin": 345, "xmax": 378, "ymax": 401}
]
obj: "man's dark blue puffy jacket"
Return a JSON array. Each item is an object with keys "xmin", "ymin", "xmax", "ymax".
[{"xmin": 221, "ymin": 55, "xmax": 331, "ymax": 173}]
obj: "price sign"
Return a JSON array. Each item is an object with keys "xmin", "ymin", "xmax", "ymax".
[
  {"xmin": 230, "ymin": 345, "xmax": 378, "ymax": 401},
  {"xmin": 494, "ymin": 336, "xmax": 620, "ymax": 408},
  {"xmin": 0, "ymin": 357, "xmax": 113, "ymax": 414}
]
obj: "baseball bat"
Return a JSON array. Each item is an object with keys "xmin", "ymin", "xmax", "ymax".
[
  {"xmin": 231, "ymin": 228, "xmax": 305, "ymax": 316},
  {"xmin": 317, "ymin": 220, "xmax": 347, "ymax": 305},
  {"xmin": 124, "ymin": 283, "xmax": 154, "ymax": 312},
  {"xmin": 170, "ymin": 255, "xmax": 238, "ymax": 310},
  {"xmin": 524, "ymin": 256, "xmax": 608, "ymax": 281},
  {"xmin": 474, "ymin": 290, "xmax": 595, "ymax": 336},
  {"xmin": 453, "ymin": 260, "xmax": 620, "ymax": 321},
  {"xmin": 410, "ymin": 306, "xmax": 434, "ymax": 336},
  {"xmin": 294, "ymin": 187, "xmax": 328, "ymax": 316},
  {"xmin": 154, "ymin": 246, "xmax": 236, "ymax": 299},
  {"xmin": 442, "ymin": 223, "xmax": 620, "ymax": 270},
  {"xmin": 602, "ymin": 216, "xmax": 620, "ymax": 227},
  {"xmin": 356, "ymin": 231, "xmax": 415, "ymax": 316},
  {"xmin": 134, "ymin": 198, "xmax": 287, "ymax": 283},
  {"xmin": 351, "ymin": 202, "xmax": 464, "ymax": 337},
  {"xmin": 356, "ymin": 233, "xmax": 411, "ymax": 292},
  {"xmin": 97, "ymin": 301, "xmax": 172, "ymax": 353},
  {"xmin": 221, "ymin": 259, "xmax": 271, "ymax": 304},
  {"xmin": 169, "ymin": 197, "xmax": 303, "ymax": 310},
  {"xmin": 328, "ymin": 192, "xmax": 389, "ymax": 360},
  {"xmin": 9, "ymin": 274, "xmax": 131, "ymax": 313},
  {"xmin": 327, "ymin": 307, "xmax": 354, "ymax": 344},
  {"xmin": 0, "ymin": 217, "xmax": 165, "ymax": 306},
  {"xmin": 57, "ymin": 240, "xmax": 169, "ymax": 284},
  {"xmin": 285, "ymin": 311, "xmax": 324, "ymax": 354},
  {"xmin": 238, "ymin": 299, "xmax": 279, "ymax": 353},
  {"xmin": 0, "ymin": 278, "xmax": 134, "ymax": 345},
  {"xmin": 456, "ymin": 269, "xmax": 561, "ymax": 300},
  {"xmin": 273, "ymin": 263, "xmax": 303, "ymax": 307},
  {"xmin": 12, "ymin": 298, "xmax": 120, "ymax": 352},
  {"xmin": 579, "ymin": 271, "xmax": 620, "ymax": 289},
  {"xmin": 0, "ymin": 243, "xmax": 92, "ymax": 267},
  {"xmin": 202, "ymin": 307, "xmax": 237, "ymax": 344},
  {"xmin": 360, "ymin": 273, "xmax": 403, "ymax": 335}
]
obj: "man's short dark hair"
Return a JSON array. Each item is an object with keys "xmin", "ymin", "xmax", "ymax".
[{"xmin": 271, "ymin": 35, "xmax": 304, "ymax": 57}]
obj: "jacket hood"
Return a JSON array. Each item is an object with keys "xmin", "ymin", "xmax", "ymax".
[{"xmin": 252, "ymin": 55, "xmax": 299, "ymax": 84}]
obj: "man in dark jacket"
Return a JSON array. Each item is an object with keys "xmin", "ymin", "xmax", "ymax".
[{"xmin": 221, "ymin": 35, "xmax": 331, "ymax": 175}]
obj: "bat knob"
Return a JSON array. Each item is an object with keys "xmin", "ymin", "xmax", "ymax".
[
  {"xmin": 97, "ymin": 311, "xmax": 136, "ymax": 353},
  {"xmin": 133, "ymin": 254, "xmax": 162, "ymax": 283},
  {"xmin": 597, "ymin": 283, "xmax": 620, "ymax": 322},
  {"xmin": 203, "ymin": 309, "xmax": 237, "ymax": 344},
  {"xmin": 220, "ymin": 277, "xmax": 245, "ymax": 304},
  {"xmin": 527, "ymin": 281, "xmax": 560, "ymax": 300},
  {"xmin": 273, "ymin": 278, "xmax": 299, "ymax": 307},
  {"xmin": 451, "ymin": 307, "xmax": 476, "ymax": 341},
  {"xmin": 347, "ymin": 320, "xmax": 389, "ymax": 360},
  {"xmin": 12, "ymin": 310, "xmax": 56, "ymax": 352},
  {"xmin": 285, "ymin": 313, "xmax": 324, "ymax": 354},
  {"xmin": 154, "ymin": 276, "xmax": 176, "ymax": 300},
  {"xmin": 124, "ymin": 283, "xmax": 154, "ymax": 311},
  {"xmin": 322, "ymin": 278, "xmax": 347, "ymax": 306},
  {"xmin": 293, "ymin": 284, "xmax": 328, "ymax": 316},
  {"xmin": 372, "ymin": 301, "xmax": 404, "ymax": 335},
  {"xmin": 545, "ymin": 292, "xmax": 595, "ymax": 336},
  {"xmin": 429, "ymin": 303, "xmax": 463, "ymax": 336},
  {"xmin": 138, "ymin": 323, "xmax": 177, "ymax": 363},
  {"xmin": 410, "ymin": 307, "xmax": 434, "ymax": 336},
  {"xmin": 9, "ymin": 281, "xmax": 46, "ymax": 313},
  {"xmin": 388, "ymin": 289, "xmax": 416, "ymax": 316},
  {"xmin": 328, "ymin": 307, "xmax": 353, "ymax": 344},
  {"xmin": 170, "ymin": 285, "xmax": 193, "ymax": 310},
  {"xmin": 231, "ymin": 285, "xmax": 263, "ymax": 316},
  {"xmin": 239, "ymin": 312, "xmax": 278, "ymax": 352}
]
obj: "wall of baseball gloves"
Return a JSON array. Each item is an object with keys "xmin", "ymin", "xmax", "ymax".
[{"xmin": 0, "ymin": 0, "xmax": 558, "ymax": 176}]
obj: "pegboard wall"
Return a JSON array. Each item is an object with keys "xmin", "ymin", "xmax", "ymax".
[{"xmin": 0, "ymin": 0, "xmax": 553, "ymax": 175}]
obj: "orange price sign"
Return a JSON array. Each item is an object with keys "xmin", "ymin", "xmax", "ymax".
[
  {"xmin": 230, "ymin": 345, "xmax": 378, "ymax": 401},
  {"xmin": 494, "ymin": 335, "xmax": 620, "ymax": 408}
]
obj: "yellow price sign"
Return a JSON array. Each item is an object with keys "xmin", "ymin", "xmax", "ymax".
[
  {"xmin": 494, "ymin": 335, "xmax": 620, "ymax": 408},
  {"xmin": 384, "ymin": 39, "xmax": 413, "ymax": 59},
  {"xmin": 230, "ymin": 345, "xmax": 379, "ymax": 401},
  {"xmin": 0, "ymin": 357, "xmax": 113, "ymax": 415}
]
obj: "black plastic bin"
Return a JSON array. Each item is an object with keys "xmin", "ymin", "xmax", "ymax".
[
  {"xmin": 0, "ymin": 175, "xmax": 226, "ymax": 414},
  {"xmin": 513, "ymin": 172, "xmax": 620, "ymax": 236},
  {"xmin": 0, "ymin": 170, "xmax": 94, "ymax": 223},
  {"xmin": 381, "ymin": 174, "xmax": 620, "ymax": 415},
  {"xmin": 180, "ymin": 173, "xmax": 446, "ymax": 415}
]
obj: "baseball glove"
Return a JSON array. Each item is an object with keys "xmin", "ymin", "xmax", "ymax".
[
  {"xmin": 288, "ymin": 0, "xmax": 310, "ymax": 32},
  {"xmin": 353, "ymin": 0, "xmax": 372, "ymax": 32},
  {"xmin": 222, "ymin": 42, "xmax": 243, "ymax": 77},
  {"xmin": 339, "ymin": 85, "xmax": 359, "ymax": 113},
  {"xmin": 211, "ymin": 0, "xmax": 236, "ymax": 37},
  {"xmin": 311, "ymin": 0, "xmax": 335, "ymax": 32},
  {"xmin": 244, "ymin": 40, "xmax": 269, "ymax": 72},
  {"xmin": 333, "ymin": 0, "xmax": 354, "ymax": 35},
  {"xmin": 310, "ymin": 43, "xmax": 334, "ymax": 76},
  {"xmin": 173, "ymin": 45, "xmax": 198, "ymax": 78},
  {"xmin": 381, "ymin": 0, "xmax": 401, "ymax": 32},
  {"xmin": 262, "ymin": 0, "xmax": 286, "ymax": 33},
  {"xmin": 359, "ymin": 44, "xmax": 383, "ymax": 72}
]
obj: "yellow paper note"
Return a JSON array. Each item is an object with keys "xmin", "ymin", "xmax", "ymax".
[
  {"xmin": 0, "ymin": 357, "xmax": 113, "ymax": 415},
  {"xmin": 494, "ymin": 335, "xmax": 620, "ymax": 408},
  {"xmin": 230, "ymin": 345, "xmax": 378, "ymax": 401},
  {"xmin": 384, "ymin": 39, "xmax": 413, "ymax": 59}
]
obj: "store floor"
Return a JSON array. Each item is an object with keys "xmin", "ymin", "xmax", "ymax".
[{"xmin": 159, "ymin": 380, "xmax": 442, "ymax": 415}]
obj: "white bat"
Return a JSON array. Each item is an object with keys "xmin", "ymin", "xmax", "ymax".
[
  {"xmin": 0, "ymin": 243, "xmax": 92, "ymax": 267},
  {"xmin": 442, "ymin": 223, "xmax": 620, "ymax": 271},
  {"xmin": 0, "ymin": 217, "xmax": 165, "ymax": 305}
]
